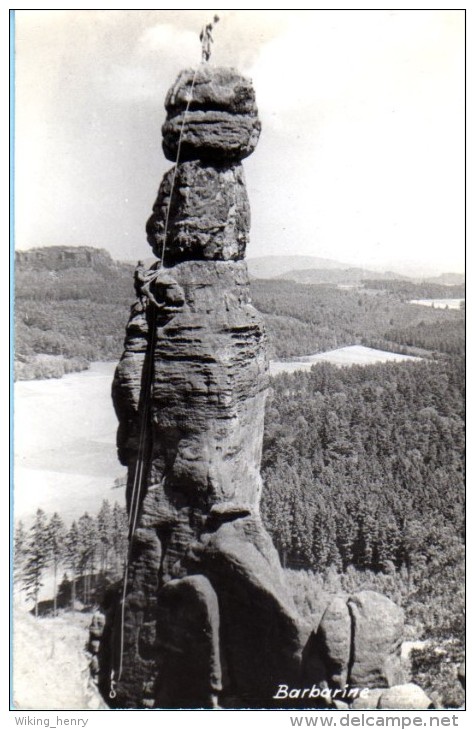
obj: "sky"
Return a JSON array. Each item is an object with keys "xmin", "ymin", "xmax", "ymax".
[{"xmin": 13, "ymin": 8, "xmax": 465, "ymax": 275}]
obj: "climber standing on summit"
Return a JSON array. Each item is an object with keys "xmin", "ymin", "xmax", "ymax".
[{"xmin": 200, "ymin": 15, "xmax": 219, "ymax": 62}]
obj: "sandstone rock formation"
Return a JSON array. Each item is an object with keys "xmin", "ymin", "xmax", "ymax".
[
  {"xmin": 347, "ymin": 591, "xmax": 405, "ymax": 689},
  {"xmin": 99, "ymin": 64, "xmax": 410, "ymax": 710},
  {"xmin": 349, "ymin": 684, "xmax": 434, "ymax": 710},
  {"xmin": 301, "ymin": 590, "xmax": 406, "ymax": 701},
  {"xmin": 311, "ymin": 595, "xmax": 352, "ymax": 689},
  {"xmin": 376, "ymin": 683, "xmax": 434, "ymax": 710},
  {"xmin": 146, "ymin": 162, "xmax": 250, "ymax": 262},
  {"xmin": 350, "ymin": 688, "xmax": 384, "ymax": 709},
  {"xmin": 161, "ymin": 67, "xmax": 261, "ymax": 163},
  {"xmin": 101, "ymin": 65, "xmax": 307, "ymax": 709}
]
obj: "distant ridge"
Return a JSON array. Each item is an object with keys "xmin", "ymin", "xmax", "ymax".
[
  {"xmin": 15, "ymin": 246, "xmax": 464, "ymax": 287},
  {"xmin": 15, "ymin": 245, "xmax": 115, "ymax": 271},
  {"xmin": 247, "ymin": 255, "xmax": 353, "ymax": 279},
  {"xmin": 423, "ymin": 272, "xmax": 465, "ymax": 286},
  {"xmin": 275, "ymin": 268, "xmax": 405, "ymax": 285},
  {"xmin": 247, "ymin": 255, "xmax": 464, "ymax": 286}
]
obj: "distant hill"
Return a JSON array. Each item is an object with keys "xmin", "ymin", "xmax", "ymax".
[
  {"xmin": 247, "ymin": 255, "xmax": 464, "ymax": 287},
  {"xmin": 15, "ymin": 245, "xmax": 115, "ymax": 271},
  {"xmin": 15, "ymin": 246, "xmax": 135, "ymax": 380},
  {"xmin": 423, "ymin": 272, "xmax": 465, "ymax": 287},
  {"xmin": 247, "ymin": 255, "xmax": 352, "ymax": 279},
  {"xmin": 276, "ymin": 267, "xmax": 405, "ymax": 286}
]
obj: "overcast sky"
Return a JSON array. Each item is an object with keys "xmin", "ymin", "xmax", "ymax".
[{"xmin": 14, "ymin": 9, "xmax": 465, "ymax": 275}]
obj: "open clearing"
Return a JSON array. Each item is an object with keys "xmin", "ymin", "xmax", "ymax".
[
  {"xmin": 14, "ymin": 362, "xmax": 125, "ymax": 524},
  {"xmin": 269, "ymin": 345, "xmax": 421, "ymax": 375},
  {"xmin": 409, "ymin": 298, "xmax": 464, "ymax": 310}
]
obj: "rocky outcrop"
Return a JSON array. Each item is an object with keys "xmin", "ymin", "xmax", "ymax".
[
  {"xmin": 162, "ymin": 67, "xmax": 261, "ymax": 163},
  {"xmin": 101, "ymin": 63, "xmax": 410, "ymax": 710},
  {"xmin": 350, "ymin": 684, "xmax": 433, "ymax": 710},
  {"xmin": 376, "ymin": 684, "xmax": 434, "ymax": 710},
  {"xmin": 348, "ymin": 591, "xmax": 405, "ymax": 689},
  {"xmin": 350, "ymin": 689, "xmax": 384, "ymax": 709},
  {"xmin": 309, "ymin": 595, "xmax": 352, "ymax": 689},
  {"xmin": 146, "ymin": 162, "xmax": 250, "ymax": 262},
  {"xmin": 155, "ymin": 575, "xmax": 222, "ymax": 708},
  {"xmin": 15, "ymin": 245, "xmax": 113, "ymax": 271},
  {"xmin": 302, "ymin": 590, "xmax": 405, "ymax": 700}
]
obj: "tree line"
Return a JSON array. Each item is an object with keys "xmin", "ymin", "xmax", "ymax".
[
  {"xmin": 250, "ymin": 278, "xmax": 464, "ymax": 359},
  {"xmin": 362, "ymin": 279, "xmax": 464, "ymax": 299},
  {"xmin": 14, "ymin": 501, "xmax": 128, "ymax": 616},
  {"xmin": 370, "ymin": 319, "xmax": 465, "ymax": 357}
]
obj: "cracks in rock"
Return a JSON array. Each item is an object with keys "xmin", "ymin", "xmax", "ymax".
[{"xmin": 346, "ymin": 598, "xmax": 357, "ymax": 689}]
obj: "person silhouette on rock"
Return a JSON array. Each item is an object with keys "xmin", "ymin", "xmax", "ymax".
[{"xmin": 200, "ymin": 16, "xmax": 219, "ymax": 63}]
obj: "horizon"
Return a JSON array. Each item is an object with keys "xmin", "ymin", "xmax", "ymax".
[
  {"xmin": 14, "ymin": 9, "xmax": 465, "ymax": 275},
  {"xmin": 15, "ymin": 244, "xmax": 465, "ymax": 280}
]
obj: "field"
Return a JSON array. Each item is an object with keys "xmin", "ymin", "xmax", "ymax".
[
  {"xmin": 408, "ymin": 298, "xmax": 464, "ymax": 309},
  {"xmin": 270, "ymin": 345, "xmax": 421, "ymax": 375},
  {"xmin": 14, "ymin": 362, "xmax": 126, "ymax": 523}
]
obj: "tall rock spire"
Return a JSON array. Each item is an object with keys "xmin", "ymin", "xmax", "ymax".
[
  {"xmin": 95, "ymin": 63, "xmax": 414, "ymax": 712},
  {"xmin": 103, "ymin": 66, "xmax": 305, "ymax": 708}
]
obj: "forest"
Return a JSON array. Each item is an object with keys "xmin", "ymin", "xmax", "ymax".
[
  {"xmin": 361, "ymin": 279, "xmax": 464, "ymax": 298},
  {"xmin": 250, "ymin": 278, "xmax": 464, "ymax": 359},
  {"xmin": 261, "ymin": 357, "xmax": 464, "ymax": 573},
  {"xmin": 14, "ymin": 502, "xmax": 128, "ymax": 617},
  {"xmin": 15, "ymin": 260, "xmax": 136, "ymax": 379}
]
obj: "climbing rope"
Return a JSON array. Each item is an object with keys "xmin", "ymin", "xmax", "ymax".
[
  {"xmin": 111, "ymin": 66, "xmax": 200, "ymax": 697},
  {"xmin": 158, "ymin": 67, "xmax": 199, "ymax": 269}
]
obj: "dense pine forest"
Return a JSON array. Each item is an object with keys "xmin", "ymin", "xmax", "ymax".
[
  {"xmin": 260, "ymin": 356, "xmax": 464, "ymax": 706},
  {"xmin": 261, "ymin": 357, "xmax": 464, "ymax": 573}
]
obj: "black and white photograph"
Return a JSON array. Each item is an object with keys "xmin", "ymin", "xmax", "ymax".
[{"xmin": 10, "ymin": 7, "xmax": 466, "ymax": 718}]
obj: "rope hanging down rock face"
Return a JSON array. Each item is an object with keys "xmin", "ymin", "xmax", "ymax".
[
  {"xmin": 111, "ymin": 66, "xmax": 200, "ymax": 697},
  {"xmin": 158, "ymin": 68, "xmax": 199, "ymax": 269}
]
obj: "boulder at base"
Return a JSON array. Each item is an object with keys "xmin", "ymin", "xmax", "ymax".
[
  {"xmin": 377, "ymin": 683, "xmax": 434, "ymax": 710},
  {"xmin": 351, "ymin": 689, "xmax": 384, "ymax": 709},
  {"xmin": 348, "ymin": 591, "xmax": 404, "ymax": 689},
  {"xmin": 311, "ymin": 595, "xmax": 351, "ymax": 689}
]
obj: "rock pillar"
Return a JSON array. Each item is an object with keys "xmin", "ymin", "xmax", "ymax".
[
  {"xmin": 99, "ymin": 64, "xmax": 410, "ymax": 711},
  {"xmin": 106, "ymin": 65, "xmax": 306, "ymax": 709}
]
